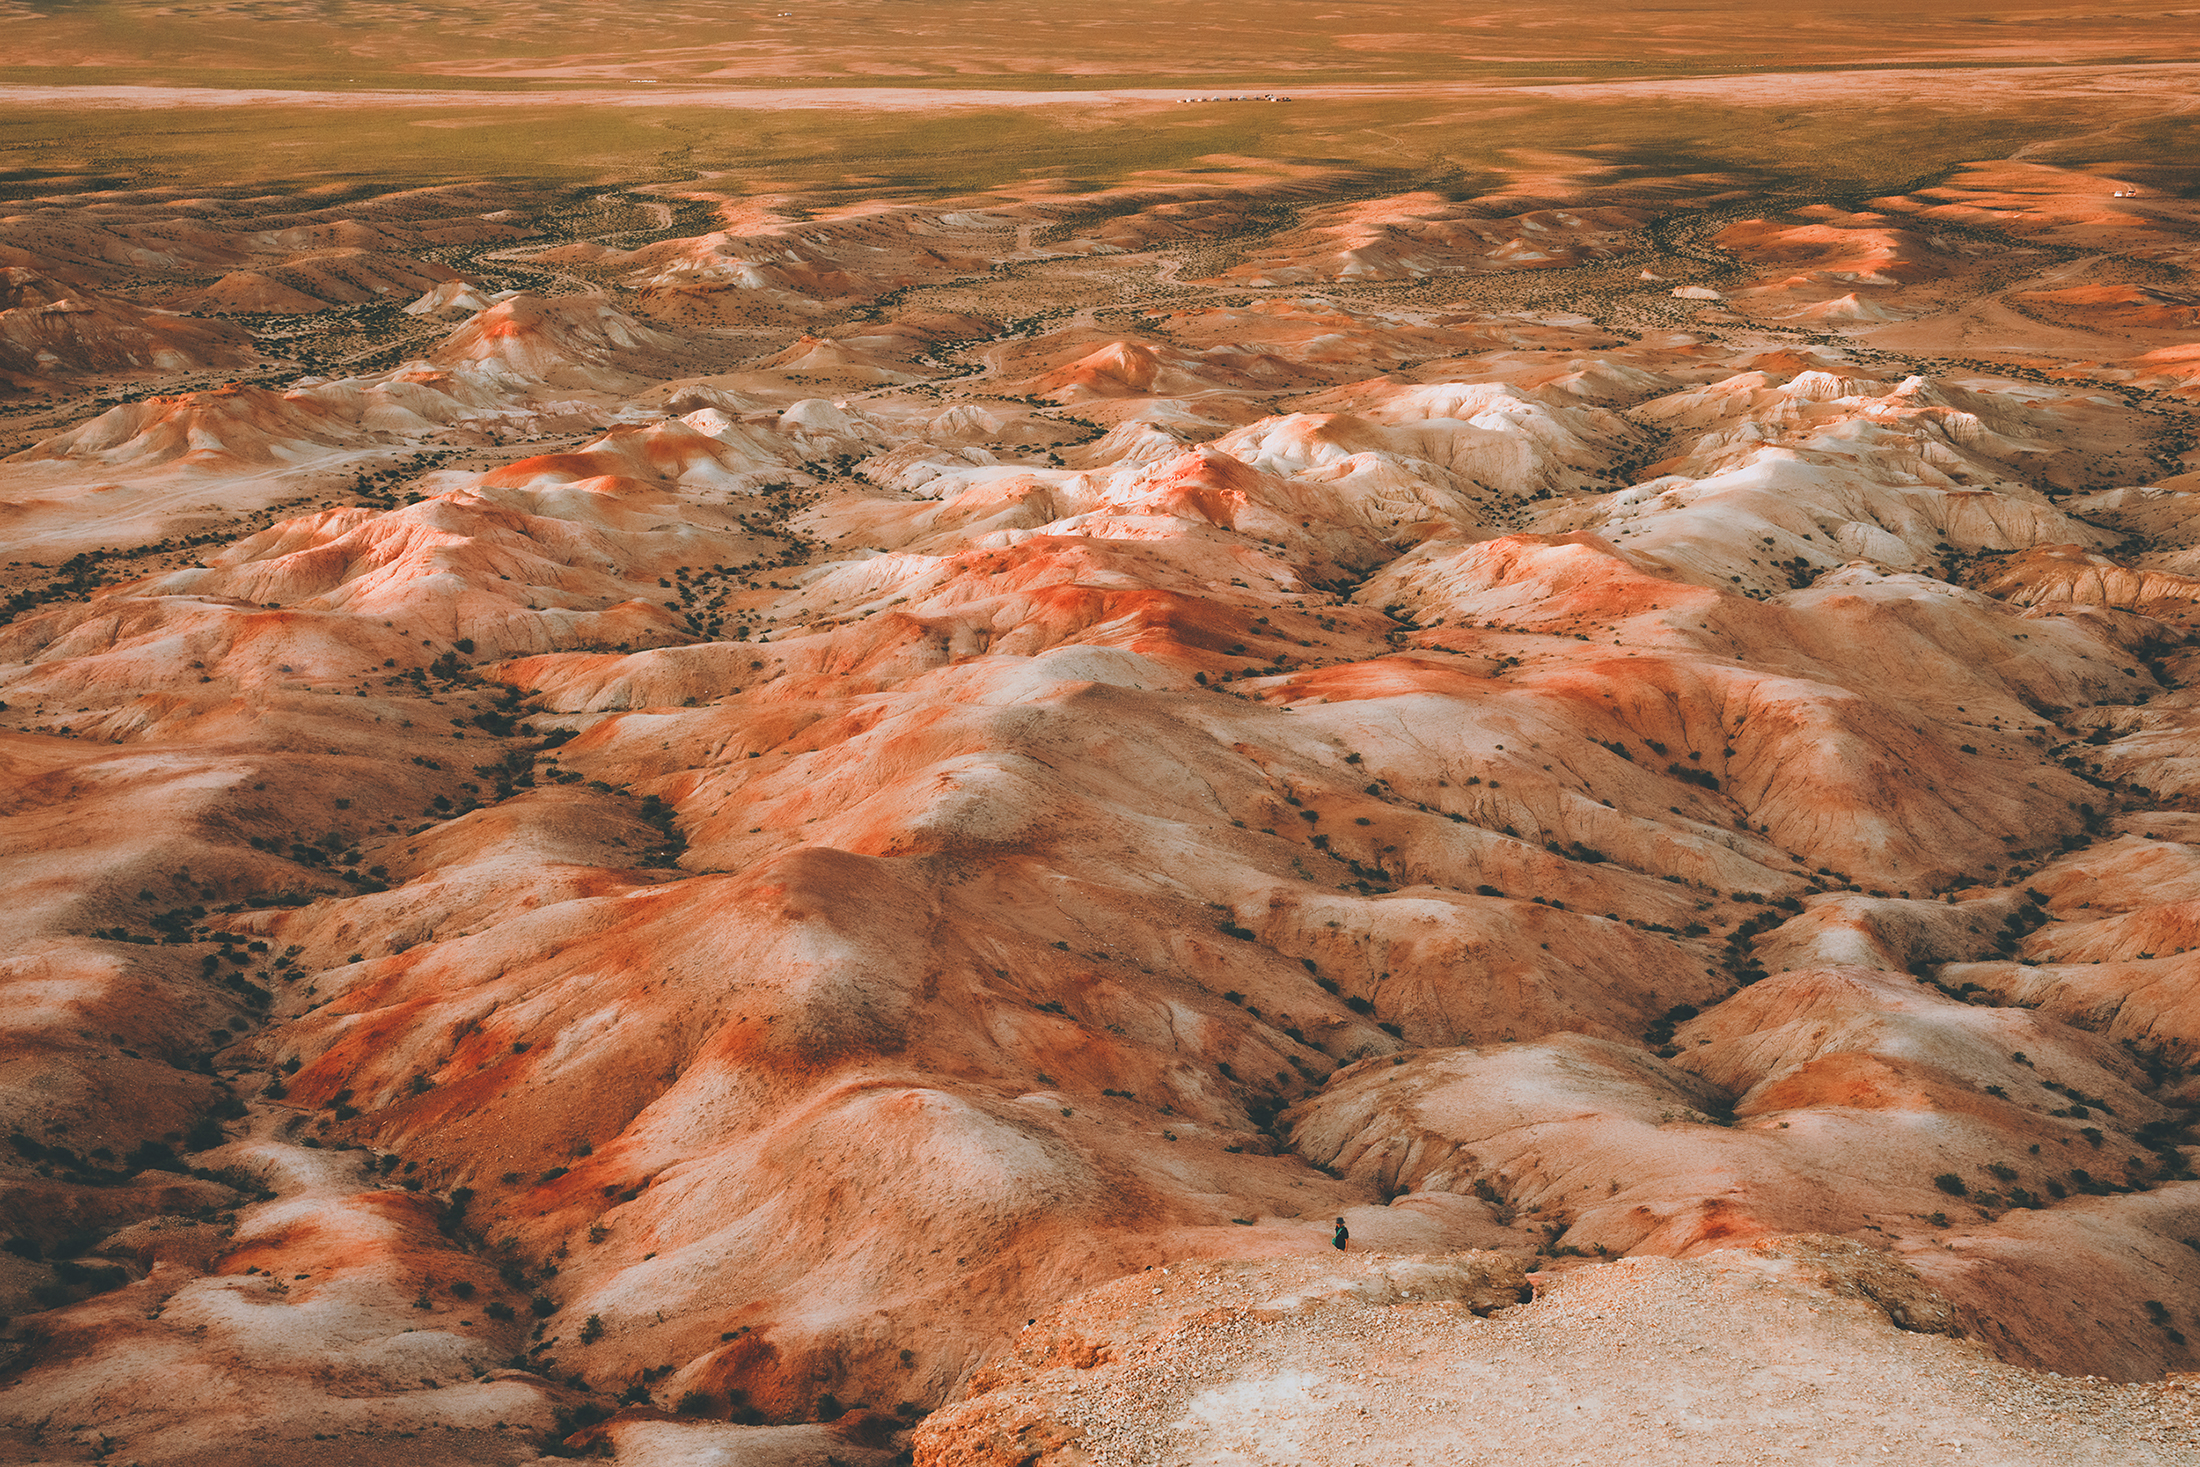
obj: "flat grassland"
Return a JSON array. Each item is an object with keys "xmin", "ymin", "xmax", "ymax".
[
  {"xmin": 0, "ymin": 0, "xmax": 2194, "ymax": 200},
  {"xmin": 8, "ymin": 0, "xmax": 2198, "ymax": 89}
]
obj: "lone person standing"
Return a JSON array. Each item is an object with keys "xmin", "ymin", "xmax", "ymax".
[{"xmin": 1332, "ymin": 1216, "xmax": 1349, "ymax": 1250}]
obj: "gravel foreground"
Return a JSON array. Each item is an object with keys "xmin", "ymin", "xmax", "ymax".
[{"xmin": 916, "ymin": 1248, "xmax": 2200, "ymax": 1467}]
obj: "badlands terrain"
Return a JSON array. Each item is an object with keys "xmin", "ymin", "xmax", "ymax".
[{"xmin": 3, "ymin": 26, "xmax": 2200, "ymax": 1463}]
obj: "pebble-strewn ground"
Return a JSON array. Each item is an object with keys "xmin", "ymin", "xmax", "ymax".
[{"xmin": 919, "ymin": 1249, "xmax": 2200, "ymax": 1467}]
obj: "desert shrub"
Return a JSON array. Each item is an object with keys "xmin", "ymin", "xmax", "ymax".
[{"xmin": 1933, "ymin": 1173, "xmax": 1968, "ymax": 1197}]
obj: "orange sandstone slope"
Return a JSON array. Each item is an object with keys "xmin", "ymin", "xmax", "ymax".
[{"xmin": 1, "ymin": 160, "xmax": 2200, "ymax": 1464}]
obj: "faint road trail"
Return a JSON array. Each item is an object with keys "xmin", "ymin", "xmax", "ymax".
[{"xmin": 4, "ymin": 63, "xmax": 2197, "ymax": 113}]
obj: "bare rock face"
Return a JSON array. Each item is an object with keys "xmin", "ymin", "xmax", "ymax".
[
  {"xmin": 1749, "ymin": 1234, "xmax": 1962, "ymax": 1336},
  {"xmin": 2, "ymin": 137, "xmax": 2200, "ymax": 1465}
]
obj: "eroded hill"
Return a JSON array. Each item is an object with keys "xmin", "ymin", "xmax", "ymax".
[{"xmin": 2, "ymin": 153, "xmax": 2200, "ymax": 1465}]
